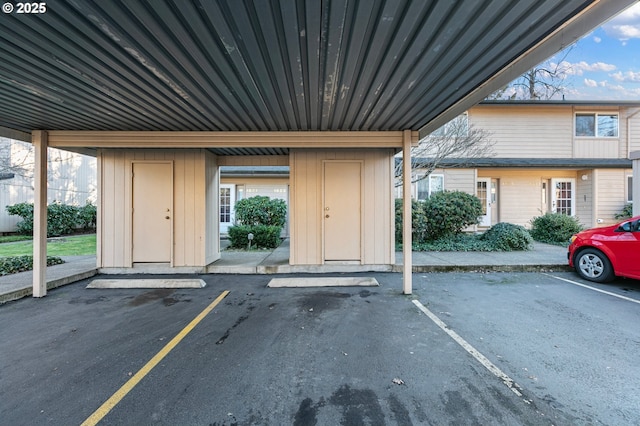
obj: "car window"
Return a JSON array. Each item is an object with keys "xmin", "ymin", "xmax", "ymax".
[{"xmin": 617, "ymin": 221, "xmax": 636, "ymax": 232}]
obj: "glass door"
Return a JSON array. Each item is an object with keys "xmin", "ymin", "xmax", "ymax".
[
  {"xmin": 551, "ymin": 179, "xmax": 575, "ymax": 215},
  {"xmin": 219, "ymin": 184, "xmax": 235, "ymax": 233},
  {"xmin": 477, "ymin": 178, "xmax": 491, "ymax": 227}
]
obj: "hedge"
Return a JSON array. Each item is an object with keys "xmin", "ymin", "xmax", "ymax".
[
  {"xmin": 6, "ymin": 201, "xmax": 97, "ymax": 237},
  {"xmin": 0, "ymin": 255, "xmax": 64, "ymax": 276},
  {"xmin": 228, "ymin": 225, "xmax": 282, "ymax": 249}
]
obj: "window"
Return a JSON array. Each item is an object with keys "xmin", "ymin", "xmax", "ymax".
[
  {"xmin": 628, "ymin": 175, "xmax": 633, "ymax": 203},
  {"xmin": 553, "ymin": 179, "xmax": 574, "ymax": 216},
  {"xmin": 219, "ymin": 187, "xmax": 232, "ymax": 222},
  {"xmin": 417, "ymin": 174, "xmax": 444, "ymax": 200},
  {"xmin": 575, "ymin": 113, "xmax": 618, "ymax": 137}
]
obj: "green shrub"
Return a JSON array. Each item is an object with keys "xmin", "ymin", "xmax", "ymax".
[
  {"xmin": 422, "ymin": 191, "xmax": 483, "ymax": 240},
  {"xmin": 6, "ymin": 201, "xmax": 98, "ymax": 236},
  {"xmin": 530, "ymin": 213, "xmax": 583, "ymax": 244},
  {"xmin": 480, "ymin": 222, "xmax": 533, "ymax": 251},
  {"xmin": 0, "ymin": 255, "xmax": 64, "ymax": 276},
  {"xmin": 77, "ymin": 202, "xmax": 97, "ymax": 231},
  {"xmin": 614, "ymin": 203, "xmax": 633, "ymax": 220},
  {"xmin": 235, "ymin": 196, "xmax": 287, "ymax": 227},
  {"xmin": 395, "ymin": 199, "xmax": 428, "ymax": 243},
  {"xmin": 228, "ymin": 225, "xmax": 282, "ymax": 249},
  {"xmin": 6, "ymin": 202, "xmax": 34, "ymax": 235},
  {"xmin": 47, "ymin": 202, "xmax": 78, "ymax": 237}
]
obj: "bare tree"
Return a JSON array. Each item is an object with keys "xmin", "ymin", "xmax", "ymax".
[
  {"xmin": 0, "ymin": 137, "xmax": 33, "ymax": 180},
  {"xmin": 488, "ymin": 48, "xmax": 574, "ymax": 100},
  {"xmin": 0, "ymin": 137, "xmax": 85, "ymax": 185},
  {"xmin": 395, "ymin": 115, "xmax": 494, "ymax": 187}
]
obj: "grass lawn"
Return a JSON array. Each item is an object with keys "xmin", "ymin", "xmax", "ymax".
[{"xmin": 0, "ymin": 234, "xmax": 96, "ymax": 257}]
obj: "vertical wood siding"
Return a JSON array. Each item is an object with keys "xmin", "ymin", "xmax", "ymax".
[
  {"xmin": 290, "ymin": 149, "xmax": 394, "ymax": 265},
  {"xmin": 99, "ymin": 149, "xmax": 209, "ymax": 268}
]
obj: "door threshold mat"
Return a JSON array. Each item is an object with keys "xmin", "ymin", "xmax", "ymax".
[
  {"xmin": 87, "ymin": 279, "xmax": 206, "ymax": 289},
  {"xmin": 267, "ymin": 277, "xmax": 379, "ymax": 288}
]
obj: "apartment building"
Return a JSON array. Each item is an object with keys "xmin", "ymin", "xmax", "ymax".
[{"xmin": 407, "ymin": 101, "xmax": 639, "ymax": 228}]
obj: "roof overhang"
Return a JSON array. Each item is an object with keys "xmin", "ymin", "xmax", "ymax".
[
  {"xmin": 412, "ymin": 158, "xmax": 634, "ymax": 169},
  {"xmin": 0, "ymin": 0, "xmax": 636, "ymax": 148}
]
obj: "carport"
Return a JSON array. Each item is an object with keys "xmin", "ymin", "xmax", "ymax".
[{"xmin": 0, "ymin": 0, "xmax": 635, "ymax": 297}]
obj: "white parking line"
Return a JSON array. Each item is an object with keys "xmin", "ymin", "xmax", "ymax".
[
  {"xmin": 412, "ymin": 300, "xmax": 528, "ymax": 402},
  {"xmin": 544, "ymin": 274, "xmax": 640, "ymax": 305}
]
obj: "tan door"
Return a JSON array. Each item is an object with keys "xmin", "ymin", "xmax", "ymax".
[
  {"xmin": 324, "ymin": 161, "xmax": 361, "ymax": 261},
  {"xmin": 132, "ymin": 162, "xmax": 173, "ymax": 263}
]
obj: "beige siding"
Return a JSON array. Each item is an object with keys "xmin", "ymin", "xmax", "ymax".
[
  {"xmin": 573, "ymin": 106, "xmax": 625, "ymax": 158},
  {"xmin": 290, "ymin": 149, "xmax": 394, "ymax": 265},
  {"xmin": 442, "ymin": 169, "xmax": 475, "ymax": 193},
  {"xmin": 575, "ymin": 170, "xmax": 594, "ymax": 227},
  {"xmin": 469, "ymin": 106, "xmax": 573, "ymax": 158},
  {"xmin": 594, "ymin": 169, "xmax": 632, "ymax": 226},
  {"xmin": 469, "ymin": 104, "xmax": 638, "ymax": 159},
  {"xmin": 99, "ymin": 149, "xmax": 209, "ymax": 268},
  {"xmin": 629, "ymin": 110, "xmax": 640, "ymax": 153},
  {"xmin": 573, "ymin": 139, "xmax": 620, "ymax": 158},
  {"xmin": 478, "ymin": 169, "xmax": 577, "ymax": 228}
]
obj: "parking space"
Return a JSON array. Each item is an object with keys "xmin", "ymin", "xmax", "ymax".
[{"xmin": 1, "ymin": 272, "xmax": 638, "ymax": 425}]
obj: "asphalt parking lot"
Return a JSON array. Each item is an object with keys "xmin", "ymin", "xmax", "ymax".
[{"xmin": 1, "ymin": 271, "xmax": 639, "ymax": 425}]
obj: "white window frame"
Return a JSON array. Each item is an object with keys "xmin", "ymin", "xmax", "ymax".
[
  {"xmin": 415, "ymin": 174, "xmax": 444, "ymax": 201},
  {"xmin": 574, "ymin": 112, "xmax": 619, "ymax": 138},
  {"xmin": 551, "ymin": 178, "xmax": 576, "ymax": 216},
  {"xmin": 627, "ymin": 175, "xmax": 633, "ymax": 203}
]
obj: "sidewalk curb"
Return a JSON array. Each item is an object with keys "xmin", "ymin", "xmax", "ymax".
[
  {"xmin": 0, "ymin": 269, "xmax": 98, "ymax": 304},
  {"xmin": 394, "ymin": 264, "xmax": 573, "ymax": 273}
]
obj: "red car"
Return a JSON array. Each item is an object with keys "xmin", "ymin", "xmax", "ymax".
[{"xmin": 568, "ymin": 215, "xmax": 640, "ymax": 283}]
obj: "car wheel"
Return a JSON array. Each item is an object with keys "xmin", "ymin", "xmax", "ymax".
[{"xmin": 574, "ymin": 248, "xmax": 614, "ymax": 283}]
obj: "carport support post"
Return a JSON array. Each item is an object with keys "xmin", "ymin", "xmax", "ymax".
[
  {"xmin": 402, "ymin": 130, "xmax": 412, "ymax": 294},
  {"xmin": 632, "ymin": 151, "xmax": 640, "ymax": 216},
  {"xmin": 33, "ymin": 130, "xmax": 48, "ymax": 297}
]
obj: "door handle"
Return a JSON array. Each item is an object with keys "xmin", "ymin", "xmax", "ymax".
[
  {"xmin": 165, "ymin": 216, "xmax": 170, "ymax": 219},
  {"xmin": 325, "ymin": 214, "xmax": 330, "ymax": 218}
]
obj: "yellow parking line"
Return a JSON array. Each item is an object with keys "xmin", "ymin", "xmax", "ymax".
[{"xmin": 81, "ymin": 290, "xmax": 230, "ymax": 426}]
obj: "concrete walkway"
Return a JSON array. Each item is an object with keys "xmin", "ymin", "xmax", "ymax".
[
  {"xmin": 0, "ymin": 240, "xmax": 569, "ymax": 303},
  {"xmin": 0, "ymin": 255, "xmax": 98, "ymax": 303}
]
